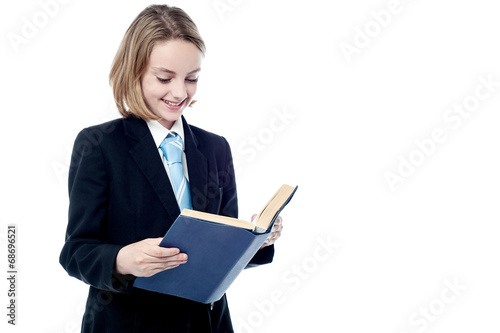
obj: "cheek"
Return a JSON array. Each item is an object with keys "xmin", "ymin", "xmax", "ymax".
[
  {"xmin": 142, "ymin": 77, "xmax": 164, "ymax": 99},
  {"xmin": 187, "ymin": 84, "xmax": 198, "ymax": 98}
]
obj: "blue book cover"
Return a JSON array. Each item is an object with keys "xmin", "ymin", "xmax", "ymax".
[{"xmin": 133, "ymin": 185, "xmax": 298, "ymax": 303}]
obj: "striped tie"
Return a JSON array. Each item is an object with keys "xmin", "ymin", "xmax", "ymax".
[{"xmin": 159, "ymin": 132, "xmax": 193, "ymax": 212}]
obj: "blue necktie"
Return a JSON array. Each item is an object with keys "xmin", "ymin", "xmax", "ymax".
[{"xmin": 159, "ymin": 132, "xmax": 193, "ymax": 212}]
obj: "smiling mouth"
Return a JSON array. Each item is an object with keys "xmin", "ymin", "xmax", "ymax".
[{"xmin": 162, "ymin": 98, "xmax": 186, "ymax": 106}]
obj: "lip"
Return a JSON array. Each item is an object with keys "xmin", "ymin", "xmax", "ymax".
[{"xmin": 162, "ymin": 98, "xmax": 186, "ymax": 111}]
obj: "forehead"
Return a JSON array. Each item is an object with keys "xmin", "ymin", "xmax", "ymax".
[{"xmin": 148, "ymin": 40, "xmax": 203, "ymax": 73}]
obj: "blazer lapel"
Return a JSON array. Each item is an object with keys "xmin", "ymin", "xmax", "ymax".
[
  {"xmin": 124, "ymin": 117, "xmax": 181, "ymax": 222},
  {"xmin": 182, "ymin": 116, "xmax": 208, "ymax": 212}
]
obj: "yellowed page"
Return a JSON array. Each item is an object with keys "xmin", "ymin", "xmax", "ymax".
[{"xmin": 181, "ymin": 209, "xmax": 255, "ymax": 230}]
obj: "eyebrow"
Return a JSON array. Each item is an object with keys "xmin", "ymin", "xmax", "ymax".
[{"xmin": 153, "ymin": 67, "xmax": 201, "ymax": 74}]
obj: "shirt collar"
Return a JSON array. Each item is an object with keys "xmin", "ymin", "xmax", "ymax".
[{"xmin": 146, "ymin": 117, "xmax": 185, "ymax": 149}]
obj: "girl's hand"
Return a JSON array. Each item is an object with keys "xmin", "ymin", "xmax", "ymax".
[
  {"xmin": 252, "ymin": 215, "xmax": 283, "ymax": 249},
  {"xmin": 115, "ymin": 238, "xmax": 187, "ymax": 277}
]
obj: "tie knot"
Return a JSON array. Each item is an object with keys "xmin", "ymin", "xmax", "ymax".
[{"xmin": 159, "ymin": 132, "xmax": 183, "ymax": 164}]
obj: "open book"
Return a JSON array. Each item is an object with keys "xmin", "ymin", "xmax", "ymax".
[
  {"xmin": 181, "ymin": 184, "xmax": 297, "ymax": 233},
  {"xmin": 133, "ymin": 184, "xmax": 298, "ymax": 303}
]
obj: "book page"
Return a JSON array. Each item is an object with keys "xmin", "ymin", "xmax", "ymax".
[
  {"xmin": 181, "ymin": 209, "xmax": 255, "ymax": 230},
  {"xmin": 181, "ymin": 184, "xmax": 297, "ymax": 234},
  {"xmin": 254, "ymin": 184, "xmax": 297, "ymax": 231}
]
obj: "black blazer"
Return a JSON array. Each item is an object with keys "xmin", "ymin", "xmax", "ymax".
[{"xmin": 59, "ymin": 116, "xmax": 274, "ymax": 333}]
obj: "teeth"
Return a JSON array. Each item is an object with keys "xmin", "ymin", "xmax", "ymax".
[{"xmin": 163, "ymin": 99, "xmax": 183, "ymax": 106}]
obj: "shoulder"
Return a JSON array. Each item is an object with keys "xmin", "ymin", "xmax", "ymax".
[
  {"xmin": 184, "ymin": 120, "xmax": 234, "ymax": 163},
  {"xmin": 75, "ymin": 118, "xmax": 124, "ymax": 141},
  {"xmin": 79, "ymin": 117, "xmax": 133, "ymax": 136},
  {"xmin": 187, "ymin": 123, "xmax": 229, "ymax": 148},
  {"xmin": 74, "ymin": 117, "xmax": 146, "ymax": 145},
  {"xmin": 71, "ymin": 118, "xmax": 142, "ymax": 162}
]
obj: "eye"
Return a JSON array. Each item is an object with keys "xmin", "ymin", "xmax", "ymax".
[
  {"xmin": 157, "ymin": 77, "xmax": 171, "ymax": 83},
  {"xmin": 186, "ymin": 78, "xmax": 198, "ymax": 83}
]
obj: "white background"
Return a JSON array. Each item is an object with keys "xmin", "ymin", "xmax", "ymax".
[{"xmin": 1, "ymin": 0, "xmax": 499, "ymax": 332}]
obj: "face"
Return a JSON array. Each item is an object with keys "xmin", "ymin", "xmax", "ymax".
[{"xmin": 141, "ymin": 39, "xmax": 203, "ymax": 129}]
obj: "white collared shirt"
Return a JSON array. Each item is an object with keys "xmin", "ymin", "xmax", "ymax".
[{"xmin": 146, "ymin": 118, "xmax": 190, "ymax": 184}]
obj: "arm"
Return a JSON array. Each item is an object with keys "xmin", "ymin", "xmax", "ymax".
[
  {"xmin": 59, "ymin": 129, "xmax": 186, "ymax": 293},
  {"xmin": 59, "ymin": 129, "xmax": 129, "ymax": 292}
]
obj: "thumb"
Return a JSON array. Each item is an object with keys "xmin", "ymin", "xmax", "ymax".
[{"xmin": 146, "ymin": 237, "xmax": 164, "ymax": 246}]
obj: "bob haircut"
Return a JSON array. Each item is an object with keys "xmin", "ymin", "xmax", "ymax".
[{"xmin": 109, "ymin": 5, "xmax": 206, "ymax": 120}]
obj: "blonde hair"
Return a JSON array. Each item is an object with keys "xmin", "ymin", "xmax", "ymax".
[{"xmin": 109, "ymin": 5, "xmax": 206, "ymax": 119}]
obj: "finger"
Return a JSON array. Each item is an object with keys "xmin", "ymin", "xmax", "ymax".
[
  {"xmin": 157, "ymin": 248, "xmax": 184, "ymax": 258},
  {"xmin": 166, "ymin": 253, "xmax": 188, "ymax": 262},
  {"xmin": 144, "ymin": 262, "xmax": 183, "ymax": 276},
  {"xmin": 271, "ymin": 223, "xmax": 283, "ymax": 233},
  {"xmin": 144, "ymin": 246, "xmax": 182, "ymax": 259},
  {"xmin": 271, "ymin": 217, "xmax": 282, "ymax": 230},
  {"xmin": 149, "ymin": 253, "xmax": 188, "ymax": 265},
  {"xmin": 268, "ymin": 231, "xmax": 282, "ymax": 243},
  {"xmin": 142, "ymin": 254, "xmax": 188, "ymax": 270},
  {"xmin": 160, "ymin": 255, "xmax": 188, "ymax": 270}
]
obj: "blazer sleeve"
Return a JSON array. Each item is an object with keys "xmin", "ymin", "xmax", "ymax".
[
  {"xmin": 59, "ymin": 129, "xmax": 134, "ymax": 293},
  {"xmin": 218, "ymin": 137, "xmax": 275, "ymax": 267}
]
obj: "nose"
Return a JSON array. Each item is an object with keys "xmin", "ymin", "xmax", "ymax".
[{"xmin": 170, "ymin": 79, "xmax": 187, "ymax": 101}]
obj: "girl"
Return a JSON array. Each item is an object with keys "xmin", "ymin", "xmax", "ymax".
[{"xmin": 60, "ymin": 5, "xmax": 282, "ymax": 332}]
